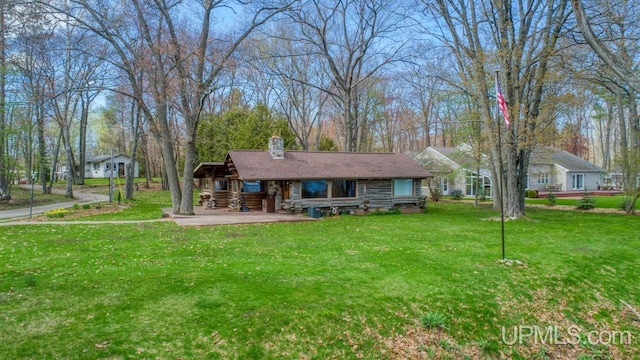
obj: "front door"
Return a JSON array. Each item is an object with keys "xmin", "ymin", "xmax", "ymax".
[
  {"xmin": 282, "ymin": 181, "xmax": 291, "ymax": 200},
  {"xmin": 572, "ymin": 174, "xmax": 584, "ymax": 190}
]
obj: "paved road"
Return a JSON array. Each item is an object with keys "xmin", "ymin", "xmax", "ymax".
[{"xmin": 0, "ymin": 185, "xmax": 109, "ymax": 220}]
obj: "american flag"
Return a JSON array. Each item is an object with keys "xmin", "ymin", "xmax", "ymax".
[{"xmin": 495, "ymin": 73, "xmax": 511, "ymax": 129}]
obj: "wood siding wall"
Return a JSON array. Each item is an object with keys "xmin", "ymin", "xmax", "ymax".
[{"xmin": 282, "ymin": 179, "xmax": 425, "ymax": 213}]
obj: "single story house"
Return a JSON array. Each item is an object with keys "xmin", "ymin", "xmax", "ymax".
[
  {"xmin": 414, "ymin": 144, "xmax": 605, "ymax": 197},
  {"xmin": 85, "ymin": 154, "xmax": 140, "ymax": 178},
  {"xmin": 412, "ymin": 144, "xmax": 492, "ymax": 197},
  {"xmin": 527, "ymin": 147, "xmax": 604, "ymax": 192},
  {"xmin": 194, "ymin": 136, "xmax": 431, "ymax": 213}
]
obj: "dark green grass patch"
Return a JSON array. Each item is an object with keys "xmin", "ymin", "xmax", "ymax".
[
  {"xmin": 0, "ymin": 203, "xmax": 638, "ymax": 359},
  {"xmin": 526, "ymin": 195, "xmax": 640, "ymax": 210}
]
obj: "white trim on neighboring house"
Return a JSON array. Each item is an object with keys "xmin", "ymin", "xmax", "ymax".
[
  {"xmin": 413, "ymin": 145, "xmax": 493, "ymax": 198},
  {"xmin": 426, "ymin": 148, "xmax": 463, "ymax": 171},
  {"xmin": 571, "ymin": 173, "xmax": 585, "ymax": 190}
]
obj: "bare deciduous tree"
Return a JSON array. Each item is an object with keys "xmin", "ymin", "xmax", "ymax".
[
  {"xmin": 571, "ymin": 0, "xmax": 640, "ymax": 213},
  {"xmin": 425, "ymin": 0, "xmax": 570, "ymax": 218},
  {"xmin": 283, "ymin": 0, "xmax": 411, "ymax": 152}
]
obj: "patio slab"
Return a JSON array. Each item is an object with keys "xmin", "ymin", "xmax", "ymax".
[{"xmin": 163, "ymin": 207, "xmax": 317, "ymax": 226}]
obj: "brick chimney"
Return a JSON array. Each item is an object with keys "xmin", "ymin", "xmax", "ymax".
[{"xmin": 268, "ymin": 136, "xmax": 285, "ymax": 159}]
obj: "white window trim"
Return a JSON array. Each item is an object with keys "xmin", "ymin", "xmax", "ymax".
[{"xmin": 572, "ymin": 173, "xmax": 585, "ymax": 190}]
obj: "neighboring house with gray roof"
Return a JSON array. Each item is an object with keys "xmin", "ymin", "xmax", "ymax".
[
  {"xmin": 527, "ymin": 147, "xmax": 604, "ymax": 191},
  {"xmin": 84, "ymin": 154, "xmax": 139, "ymax": 179},
  {"xmin": 413, "ymin": 144, "xmax": 493, "ymax": 197},
  {"xmin": 194, "ymin": 136, "xmax": 431, "ymax": 213},
  {"xmin": 414, "ymin": 144, "xmax": 605, "ymax": 197}
]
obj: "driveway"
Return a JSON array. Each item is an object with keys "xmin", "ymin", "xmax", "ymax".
[{"xmin": 0, "ymin": 186, "xmax": 109, "ymax": 220}]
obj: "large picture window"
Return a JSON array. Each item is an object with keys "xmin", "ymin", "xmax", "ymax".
[
  {"xmin": 393, "ymin": 179, "xmax": 414, "ymax": 196},
  {"xmin": 302, "ymin": 180, "xmax": 328, "ymax": 198},
  {"xmin": 331, "ymin": 180, "xmax": 357, "ymax": 198},
  {"xmin": 243, "ymin": 180, "xmax": 262, "ymax": 193}
]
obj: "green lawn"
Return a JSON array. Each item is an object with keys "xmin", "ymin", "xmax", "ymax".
[
  {"xmin": 0, "ymin": 186, "xmax": 70, "ymax": 211},
  {"xmin": 526, "ymin": 195, "xmax": 640, "ymax": 210},
  {"xmin": 0, "ymin": 202, "xmax": 638, "ymax": 359},
  {"xmin": 66, "ymin": 189, "xmax": 174, "ymax": 221}
]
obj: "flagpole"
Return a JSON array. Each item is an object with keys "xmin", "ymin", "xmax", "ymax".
[{"xmin": 495, "ymin": 70, "xmax": 506, "ymax": 260}]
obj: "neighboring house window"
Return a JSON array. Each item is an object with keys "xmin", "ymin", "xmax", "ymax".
[
  {"xmin": 302, "ymin": 180, "xmax": 328, "ymax": 198},
  {"xmin": 537, "ymin": 173, "xmax": 549, "ymax": 184},
  {"xmin": 440, "ymin": 177, "xmax": 448, "ymax": 192},
  {"xmin": 465, "ymin": 171, "xmax": 492, "ymax": 196},
  {"xmin": 465, "ymin": 171, "xmax": 478, "ymax": 196},
  {"xmin": 92, "ymin": 163, "xmax": 99, "ymax": 170},
  {"xmin": 393, "ymin": 179, "xmax": 414, "ymax": 196},
  {"xmin": 572, "ymin": 174, "xmax": 584, "ymax": 190},
  {"xmin": 331, "ymin": 180, "xmax": 357, "ymax": 198}
]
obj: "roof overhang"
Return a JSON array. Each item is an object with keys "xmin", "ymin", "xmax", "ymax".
[{"xmin": 194, "ymin": 162, "xmax": 228, "ymax": 178}]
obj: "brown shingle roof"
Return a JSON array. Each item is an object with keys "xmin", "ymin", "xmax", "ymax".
[{"xmin": 226, "ymin": 150, "xmax": 432, "ymax": 181}]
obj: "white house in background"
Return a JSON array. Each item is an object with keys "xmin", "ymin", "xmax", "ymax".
[
  {"xmin": 414, "ymin": 144, "xmax": 605, "ymax": 197},
  {"xmin": 602, "ymin": 166, "xmax": 639, "ymax": 191},
  {"xmin": 527, "ymin": 147, "xmax": 604, "ymax": 192},
  {"xmin": 85, "ymin": 154, "xmax": 139, "ymax": 178},
  {"xmin": 412, "ymin": 144, "xmax": 493, "ymax": 197}
]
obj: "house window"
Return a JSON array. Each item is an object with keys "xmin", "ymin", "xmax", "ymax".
[
  {"xmin": 331, "ymin": 180, "xmax": 357, "ymax": 198},
  {"xmin": 243, "ymin": 180, "xmax": 262, "ymax": 193},
  {"xmin": 572, "ymin": 174, "xmax": 584, "ymax": 190},
  {"xmin": 302, "ymin": 180, "xmax": 328, "ymax": 198},
  {"xmin": 537, "ymin": 173, "xmax": 549, "ymax": 184},
  {"xmin": 393, "ymin": 179, "xmax": 414, "ymax": 196},
  {"xmin": 215, "ymin": 179, "xmax": 228, "ymax": 191},
  {"xmin": 92, "ymin": 163, "xmax": 99, "ymax": 170}
]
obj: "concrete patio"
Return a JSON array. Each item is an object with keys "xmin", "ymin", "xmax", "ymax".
[{"xmin": 162, "ymin": 206, "xmax": 317, "ymax": 226}]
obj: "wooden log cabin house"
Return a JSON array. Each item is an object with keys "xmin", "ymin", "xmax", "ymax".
[{"xmin": 194, "ymin": 137, "xmax": 432, "ymax": 213}]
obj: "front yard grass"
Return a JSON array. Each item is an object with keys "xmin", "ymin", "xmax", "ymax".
[
  {"xmin": 526, "ymin": 194, "xmax": 640, "ymax": 210},
  {"xmin": 0, "ymin": 202, "xmax": 638, "ymax": 359}
]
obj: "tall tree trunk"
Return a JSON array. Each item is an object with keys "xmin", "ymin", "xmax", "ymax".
[
  {"xmin": 150, "ymin": 114, "xmax": 181, "ymax": 212},
  {"xmin": 125, "ymin": 103, "xmax": 141, "ymax": 199},
  {"xmin": 617, "ymin": 90, "xmax": 629, "ymax": 187},
  {"xmin": 48, "ymin": 128, "xmax": 63, "ymax": 194},
  {"xmin": 624, "ymin": 90, "xmax": 639, "ymax": 214},
  {"xmin": 37, "ymin": 99, "xmax": 47, "ymax": 193},
  {"xmin": 141, "ymin": 134, "xmax": 152, "ymax": 188},
  {"xmin": 77, "ymin": 96, "xmax": 89, "ymax": 185},
  {"xmin": 180, "ymin": 132, "xmax": 197, "ymax": 215},
  {"xmin": 0, "ymin": 2, "xmax": 6, "ymax": 191},
  {"xmin": 63, "ymin": 124, "xmax": 74, "ymax": 198}
]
